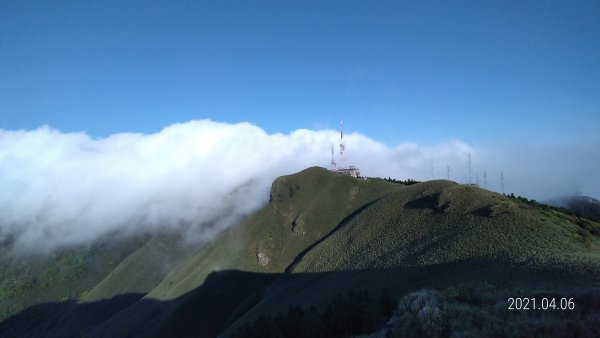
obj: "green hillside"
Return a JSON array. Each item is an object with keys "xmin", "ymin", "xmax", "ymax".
[
  {"xmin": 218, "ymin": 178, "xmax": 600, "ymax": 336},
  {"xmin": 1, "ymin": 167, "xmax": 599, "ymax": 337},
  {"xmin": 82, "ymin": 233, "xmax": 196, "ymax": 302},
  {"xmin": 0, "ymin": 234, "xmax": 149, "ymax": 320},
  {"xmin": 147, "ymin": 166, "xmax": 400, "ymax": 300},
  {"xmin": 296, "ymin": 179, "xmax": 600, "ymax": 273}
]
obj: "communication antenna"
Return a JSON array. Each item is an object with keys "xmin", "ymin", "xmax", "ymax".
[
  {"xmin": 468, "ymin": 153, "xmax": 472, "ymax": 184},
  {"xmin": 483, "ymin": 170, "xmax": 487, "ymax": 188},
  {"xmin": 476, "ymin": 174, "xmax": 480, "ymax": 186},
  {"xmin": 501, "ymin": 172, "xmax": 505, "ymax": 195},
  {"xmin": 446, "ymin": 165, "xmax": 450, "ymax": 180},
  {"xmin": 330, "ymin": 144, "xmax": 336, "ymax": 170},
  {"xmin": 339, "ymin": 120, "xmax": 345, "ymax": 168}
]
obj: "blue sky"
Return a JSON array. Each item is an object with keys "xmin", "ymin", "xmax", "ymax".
[{"xmin": 1, "ymin": 0, "xmax": 599, "ymax": 145}]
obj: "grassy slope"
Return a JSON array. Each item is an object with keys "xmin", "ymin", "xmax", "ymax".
[
  {"xmin": 0, "ymin": 233, "xmax": 201, "ymax": 319},
  {"xmin": 90, "ymin": 167, "xmax": 600, "ymax": 337},
  {"xmin": 0, "ymin": 166, "xmax": 398, "ymax": 329},
  {"xmin": 296, "ymin": 180, "xmax": 600, "ymax": 272},
  {"xmin": 146, "ymin": 167, "xmax": 400, "ymax": 300},
  {"xmin": 219, "ymin": 180, "xmax": 600, "ymax": 336},
  {"xmin": 3, "ymin": 167, "xmax": 600, "ymax": 336},
  {"xmin": 77, "ymin": 167, "xmax": 401, "ymax": 336},
  {"xmin": 82, "ymin": 233, "xmax": 196, "ymax": 302},
  {"xmin": 0, "ymin": 235, "xmax": 149, "ymax": 320}
]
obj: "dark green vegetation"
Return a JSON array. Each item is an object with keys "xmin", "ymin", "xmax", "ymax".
[
  {"xmin": 234, "ymin": 283, "xmax": 600, "ymax": 338},
  {"xmin": 0, "ymin": 235, "xmax": 147, "ymax": 320},
  {"xmin": 381, "ymin": 177, "xmax": 421, "ymax": 186},
  {"xmin": 234, "ymin": 290, "xmax": 396, "ymax": 338},
  {"xmin": 0, "ymin": 233, "xmax": 195, "ymax": 321},
  {"xmin": 1, "ymin": 167, "xmax": 600, "ymax": 337}
]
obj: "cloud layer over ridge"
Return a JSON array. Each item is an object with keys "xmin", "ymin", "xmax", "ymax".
[{"xmin": 0, "ymin": 120, "xmax": 597, "ymax": 252}]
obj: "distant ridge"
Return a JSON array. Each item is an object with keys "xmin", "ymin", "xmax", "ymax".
[{"xmin": 545, "ymin": 195, "xmax": 600, "ymax": 221}]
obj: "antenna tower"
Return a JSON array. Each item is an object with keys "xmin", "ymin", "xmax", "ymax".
[
  {"xmin": 468, "ymin": 153, "xmax": 472, "ymax": 184},
  {"xmin": 501, "ymin": 172, "xmax": 505, "ymax": 195},
  {"xmin": 330, "ymin": 144, "xmax": 336, "ymax": 170},
  {"xmin": 339, "ymin": 120, "xmax": 345, "ymax": 168},
  {"xmin": 483, "ymin": 170, "xmax": 487, "ymax": 188},
  {"xmin": 446, "ymin": 165, "xmax": 450, "ymax": 180}
]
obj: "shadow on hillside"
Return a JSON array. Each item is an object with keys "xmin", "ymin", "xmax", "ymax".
[
  {"xmin": 1, "ymin": 259, "xmax": 598, "ymax": 338},
  {"xmin": 405, "ymin": 193, "xmax": 450, "ymax": 213},
  {"xmin": 0, "ymin": 270, "xmax": 280, "ymax": 338},
  {"xmin": 285, "ymin": 197, "xmax": 382, "ymax": 273},
  {"xmin": 0, "ymin": 293, "xmax": 145, "ymax": 337}
]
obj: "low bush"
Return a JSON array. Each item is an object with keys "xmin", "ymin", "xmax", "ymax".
[{"xmin": 234, "ymin": 290, "xmax": 395, "ymax": 338}]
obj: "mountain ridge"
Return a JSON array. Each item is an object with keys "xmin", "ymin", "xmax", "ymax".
[{"xmin": 1, "ymin": 167, "xmax": 600, "ymax": 337}]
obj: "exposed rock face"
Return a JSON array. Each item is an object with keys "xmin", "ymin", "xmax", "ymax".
[
  {"xmin": 291, "ymin": 216, "xmax": 304, "ymax": 235},
  {"xmin": 257, "ymin": 252, "xmax": 270, "ymax": 266}
]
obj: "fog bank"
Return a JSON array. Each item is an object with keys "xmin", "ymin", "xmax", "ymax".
[{"xmin": 0, "ymin": 120, "xmax": 597, "ymax": 252}]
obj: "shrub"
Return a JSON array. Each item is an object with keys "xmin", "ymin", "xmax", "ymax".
[
  {"xmin": 234, "ymin": 290, "xmax": 395, "ymax": 338},
  {"xmin": 391, "ymin": 290, "xmax": 443, "ymax": 338}
]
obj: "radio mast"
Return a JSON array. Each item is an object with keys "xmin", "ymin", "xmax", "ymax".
[
  {"xmin": 339, "ymin": 120, "xmax": 345, "ymax": 168},
  {"xmin": 330, "ymin": 144, "xmax": 336, "ymax": 170},
  {"xmin": 483, "ymin": 170, "xmax": 487, "ymax": 188},
  {"xmin": 468, "ymin": 153, "xmax": 472, "ymax": 184}
]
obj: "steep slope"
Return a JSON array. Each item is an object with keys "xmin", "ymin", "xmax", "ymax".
[
  {"xmin": 82, "ymin": 234, "xmax": 197, "ymax": 302},
  {"xmin": 80, "ymin": 167, "xmax": 401, "ymax": 336},
  {"xmin": 147, "ymin": 166, "xmax": 400, "ymax": 300}
]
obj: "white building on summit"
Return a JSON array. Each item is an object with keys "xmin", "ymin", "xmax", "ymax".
[
  {"xmin": 329, "ymin": 120, "xmax": 361, "ymax": 178},
  {"xmin": 336, "ymin": 165, "xmax": 361, "ymax": 178}
]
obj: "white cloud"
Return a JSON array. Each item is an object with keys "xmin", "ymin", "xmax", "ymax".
[{"xmin": 0, "ymin": 120, "xmax": 598, "ymax": 252}]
